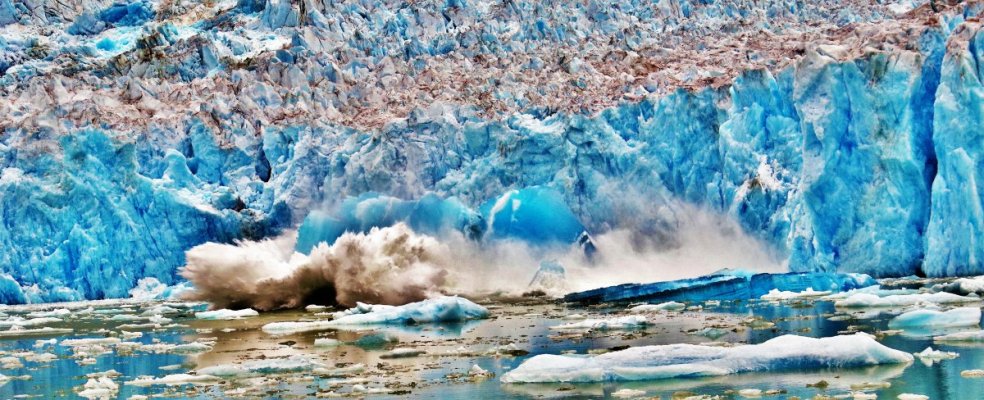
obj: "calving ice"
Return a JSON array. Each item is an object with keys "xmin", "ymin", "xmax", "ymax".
[{"xmin": 0, "ymin": 0, "xmax": 982, "ymax": 399}]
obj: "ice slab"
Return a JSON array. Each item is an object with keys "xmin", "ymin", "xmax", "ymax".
[
  {"xmin": 564, "ymin": 271, "xmax": 875, "ymax": 304},
  {"xmin": 501, "ymin": 334, "xmax": 913, "ymax": 383}
]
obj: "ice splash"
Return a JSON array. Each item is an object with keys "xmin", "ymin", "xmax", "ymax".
[
  {"xmin": 182, "ymin": 201, "xmax": 785, "ymax": 309},
  {"xmin": 180, "ymin": 224, "xmax": 451, "ymax": 310}
]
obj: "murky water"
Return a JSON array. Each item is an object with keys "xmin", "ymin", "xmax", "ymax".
[{"xmin": 0, "ymin": 295, "xmax": 981, "ymax": 399}]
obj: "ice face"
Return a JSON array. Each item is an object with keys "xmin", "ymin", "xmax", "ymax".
[{"xmin": 1, "ymin": 1, "xmax": 984, "ymax": 303}]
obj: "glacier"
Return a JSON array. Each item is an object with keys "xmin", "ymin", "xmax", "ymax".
[{"xmin": 0, "ymin": 0, "xmax": 984, "ymax": 302}]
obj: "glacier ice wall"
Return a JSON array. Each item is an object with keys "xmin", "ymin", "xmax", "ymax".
[{"xmin": 1, "ymin": 0, "xmax": 984, "ymax": 302}]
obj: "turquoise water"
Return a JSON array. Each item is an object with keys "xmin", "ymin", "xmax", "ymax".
[{"xmin": 0, "ymin": 296, "xmax": 981, "ymax": 399}]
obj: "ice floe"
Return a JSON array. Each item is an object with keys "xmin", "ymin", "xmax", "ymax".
[
  {"xmin": 760, "ymin": 288, "xmax": 831, "ymax": 301},
  {"xmin": 500, "ymin": 334, "xmax": 912, "ymax": 383},
  {"xmin": 551, "ymin": 316, "xmax": 649, "ymax": 331},
  {"xmin": 933, "ymin": 330, "xmax": 984, "ymax": 343},
  {"xmin": 887, "ymin": 307, "xmax": 982, "ymax": 330},
  {"xmin": 628, "ymin": 302, "xmax": 686, "ymax": 313},
  {"xmin": 194, "ymin": 308, "xmax": 259, "ymax": 320}
]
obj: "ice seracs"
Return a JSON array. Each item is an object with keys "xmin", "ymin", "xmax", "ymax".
[{"xmin": 500, "ymin": 334, "xmax": 913, "ymax": 383}]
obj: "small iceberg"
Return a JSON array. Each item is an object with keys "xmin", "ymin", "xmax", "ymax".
[
  {"xmin": 500, "ymin": 334, "xmax": 912, "ymax": 383},
  {"xmin": 887, "ymin": 307, "xmax": 982, "ymax": 330},
  {"xmin": 194, "ymin": 309, "xmax": 258, "ymax": 320},
  {"xmin": 262, "ymin": 296, "xmax": 489, "ymax": 334}
]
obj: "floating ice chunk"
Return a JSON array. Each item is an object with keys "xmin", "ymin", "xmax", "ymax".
[
  {"xmin": 887, "ymin": 307, "xmax": 982, "ymax": 330},
  {"xmin": 141, "ymin": 305, "xmax": 180, "ymax": 316},
  {"xmin": 379, "ymin": 348, "xmax": 426, "ymax": 359},
  {"xmin": 500, "ymin": 334, "xmax": 913, "ymax": 383},
  {"xmin": 198, "ymin": 355, "xmax": 324, "ymax": 378},
  {"xmin": 914, "ymin": 347, "xmax": 959, "ymax": 360},
  {"xmin": 77, "ymin": 377, "xmax": 118, "ymax": 400},
  {"xmin": 612, "ymin": 388, "xmax": 647, "ymax": 398},
  {"xmin": 312, "ymin": 363, "xmax": 365, "ymax": 377},
  {"xmin": 126, "ymin": 374, "xmax": 220, "ymax": 386},
  {"xmin": 960, "ymin": 370, "xmax": 984, "ymax": 378},
  {"xmin": 898, "ymin": 395, "xmax": 929, "ymax": 400},
  {"xmin": 913, "ymin": 347, "xmax": 958, "ymax": 366},
  {"xmin": 628, "ymin": 302, "xmax": 686, "ymax": 313},
  {"xmin": 27, "ymin": 308, "xmax": 71, "ymax": 318},
  {"xmin": 835, "ymin": 292, "xmax": 980, "ymax": 308},
  {"xmin": 34, "ymin": 339, "xmax": 56, "ymax": 348},
  {"xmin": 738, "ymin": 389, "xmax": 763, "ymax": 398},
  {"xmin": 305, "ymin": 305, "xmax": 327, "ymax": 312},
  {"xmin": 469, "ymin": 365, "xmax": 491, "ymax": 377},
  {"xmin": 0, "ymin": 327, "xmax": 73, "ymax": 337},
  {"xmin": 760, "ymin": 288, "xmax": 830, "ymax": 301},
  {"xmin": 0, "ymin": 317, "xmax": 62, "ymax": 328},
  {"xmin": 933, "ymin": 330, "xmax": 984, "ymax": 342},
  {"xmin": 194, "ymin": 308, "xmax": 258, "ymax": 320},
  {"xmin": 551, "ymin": 315, "xmax": 649, "ymax": 331},
  {"xmin": 821, "ymin": 286, "xmax": 920, "ymax": 301},
  {"xmin": 313, "ymin": 338, "xmax": 341, "ymax": 347},
  {"xmin": 939, "ymin": 276, "xmax": 984, "ymax": 296},
  {"xmin": 23, "ymin": 352, "xmax": 57, "ymax": 363},
  {"xmin": 263, "ymin": 296, "xmax": 488, "ymax": 334}
]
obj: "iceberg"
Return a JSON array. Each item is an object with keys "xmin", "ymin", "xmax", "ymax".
[
  {"xmin": 261, "ymin": 296, "xmax": 489, "ymax": 334},
  {"xmin": 500, "ymin": 334, "xmax": 913, "ymax": 383},
  {"xmin": 887, "ymin": 307, "xmax": 982, "ymax": 330}
]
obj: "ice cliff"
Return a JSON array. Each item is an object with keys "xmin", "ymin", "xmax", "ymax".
[{"xmin": 1, "ymin": 0, "xmax": 984, "ymax": 302}]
